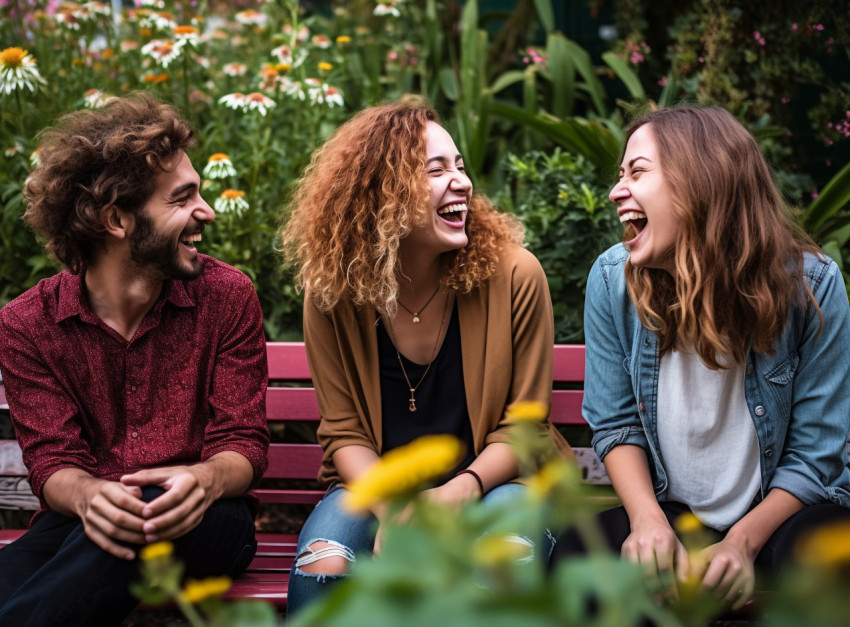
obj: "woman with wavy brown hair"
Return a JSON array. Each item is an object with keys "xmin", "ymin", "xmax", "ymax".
[
  {"xmin": 280, "ymin": 98, "xmax": 571, "ymax": 616},
  {"xmin": 551, "ymin": 104, "xmax": 850, "ymax": 610}
]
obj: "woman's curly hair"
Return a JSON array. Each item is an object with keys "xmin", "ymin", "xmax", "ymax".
[
  {"xmin": 24, "ymin": 92, "xmax": 195, "ymax": 273},
  {"xmin": 622, "ymin": 105, "xmax": 820, "ymax": 368},
  {"xmin": 280, "ymin": 98, "xmax": 523, "ymax": 315}
]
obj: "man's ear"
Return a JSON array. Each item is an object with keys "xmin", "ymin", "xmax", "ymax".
[{"xmin": 101, "ymin": 205, "xmax": 132, "ymax": 239}]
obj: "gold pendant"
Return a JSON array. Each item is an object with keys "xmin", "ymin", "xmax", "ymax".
[
  {"xmin": 409, "ymin": 389, "xmax": 417, "ymax": 412},
  {"xmin": 412, "ymin": 314, "xmax": 420, "ymax": 324}
]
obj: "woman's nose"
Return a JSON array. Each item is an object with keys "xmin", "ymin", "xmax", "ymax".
[{"xmin": 609, "ymin": 180, "xmax": 630, "ymax": 203}]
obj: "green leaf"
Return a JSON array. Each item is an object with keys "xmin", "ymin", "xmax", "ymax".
[
  {"xmin": 440, "ymin": 67, "xmax": 459, "ymax": 101},
  {"xmin": 563, "ymin": 38, "xmax": 607, "ymax": 117},
  {"xmin": 601, "ymin": 51, "xmax": 646, "ymax": 100},
  {"xmin": 804, "ymin": 160, "xmax": 850, "ymax": 235},
  {"xmin": 532, "ymin": 0, "xmax": 555, "ymax": 34},
  {"xmin": 545, "ymin": 33, "xmax": 574, "ymax": 118},
  {"xmin": 489, "ymin": 70, "xmax": 527, "ymax": 95}
]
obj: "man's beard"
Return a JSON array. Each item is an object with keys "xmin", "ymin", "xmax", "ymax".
[{"xmin": 129, "ymin": 212, "xmax": 203, "ymax": 281}]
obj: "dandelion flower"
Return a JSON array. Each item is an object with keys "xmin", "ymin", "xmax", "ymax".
[
  {"xmin": 318, "ymin": 61, "xmax": 333, "ymax": 72},
  {"xmin": 526, "ymin": 458, "xmax": 572, "ymax": 498},
  {"xmin": 336, "ymin": 35, "xmax": 352, "ymax": 44},
  {"xmin": 795, "ymin": 520, "xmax": 850, "ymax": 568},
  {"xmin": 180, "ymin": 576, "xmax": 232, "ymax": 604},
  {"xmin": 244, "ymin": 92, "xmax": 276, "ymax": 116},
  {"xmin": 504, "ymin": 400, "xmax": 548, "ymax": 423},
  {"xmin": 140, "ymin": 541, "xmax": 174, "ymax": 561},
  {"xmin": 374, "ymin": 0, "xmax": 402, "ymax": 17},
  {"xmin": 343, "ymin": 435, "xmax": 464, "ymax": 512},
  {"xmin": 203, "ymin": 153, "xmax": 237, "ymax": 179},
  {"xmin": 223, "ymin": 62, "xmax": 247, "ymax": 77},
  {"xmin": 0, "ymin": 47, "xmax": 48, "ymax": 95},
  {"xmin": 141, "ymin": 39, "xmax": 181, "ymax": 68},
  {"xmin": 215, "ymin": 189, "xmax": 249, "ymax": 215}
]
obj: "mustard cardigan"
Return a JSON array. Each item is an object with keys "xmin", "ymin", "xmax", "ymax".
[{"xmin": 303, "ymin": 244, "xmax": 572, "ymax": 486}]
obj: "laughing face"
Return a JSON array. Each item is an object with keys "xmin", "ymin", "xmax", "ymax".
[
  {"xmin": 129, "ymin": 151, "xmax": 215, "ymax": 280},
  {"xmin": 610, "ymin": 123, "xmax": 679, "ymax": 275},
  {"xmin": 401, "ymin": 121, "xmax": 471, "ymax": 257}
]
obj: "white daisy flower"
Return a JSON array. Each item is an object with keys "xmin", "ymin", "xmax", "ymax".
[
  {"xmin": 244, "ymin": 92, "xmax": 276, "ymax": 116},
  {"xmin": 215, "ymin": 189, "xmax": 249, "ymax": 215},
  {"xmin": 235, "ymin": 10, "xmax": 268, "ymax": 27},
  {"xmin": 223, "ymin": 62, "xmax": 247, "ymax": 77},
  {"xmin": 141, "ymin": 39, "xmax": 181, "ymax": 68},
  {"xmin": 219, "ymin": 92, "xmax": 249, "ymax": 110},
  {"xmin": 203, "ymin": 153, "xmax": 237, "ymax": 180},
  {"xmin": 83, "ymin": 89, "xmax": 111, "ymax": 108},
  {"xmin": 0, "ymin": 48, "xmax": 48, "ymax": 95},
  {"xmin": 374, "ymin": 0, "xmax": 402, "ymax": 17},
  {"xmin": 323, "ymin": 84, "xmax": 344, "ymax": 108}
]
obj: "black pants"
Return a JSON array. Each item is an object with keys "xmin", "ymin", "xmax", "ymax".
[
  {"xmin": 551, "ymin": 501, "xmax": 850, "ymax": 578},
  {"xmin": 0, "ymin": 487, "xmax": 257, "ymax": 627}
]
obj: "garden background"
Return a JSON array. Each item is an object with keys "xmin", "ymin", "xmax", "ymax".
[{"xmin": 1, "ymin": 0, "xmax": 849, "ymax": 344}]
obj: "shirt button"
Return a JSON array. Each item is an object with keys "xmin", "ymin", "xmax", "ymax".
[
  {"xmin": 754, "ymin": 405, "xmax": 766, "ymax": 416},
  {"xmin": 638, "ymin": 402, "xmax": 645, "ymax": 412},
  {"xmin": 764, "ymin": 448, "xmax": 773, "ymax": 457},
  {"xmin": 131, "ymin": 431, "xmax": 139, "ymax": 438},
  {"xmin": 130, "ymin": 385, "xmax": 137, "ymax": 392}
]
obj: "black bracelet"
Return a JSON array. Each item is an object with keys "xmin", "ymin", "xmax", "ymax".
[{"xmin": 455, "ymin": 469, "xmax": 484, "ymax": 496}]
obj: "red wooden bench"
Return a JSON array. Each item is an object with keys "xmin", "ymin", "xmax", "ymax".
[{"xmin": 0, "ymin": 342, "xmax": 594, "ymax": 610}]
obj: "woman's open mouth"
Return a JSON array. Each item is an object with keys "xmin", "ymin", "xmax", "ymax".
[{"xmin": 437, "ymin": 202, "xmax": 467, "ymax": 226}]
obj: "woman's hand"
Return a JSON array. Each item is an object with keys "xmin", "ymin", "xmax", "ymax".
[
  {"xmin": 697, "ymin": 537, "xmax": 755, "ymax": 609},
  {"xmin": 621, "ymin": 511, "xmax": 690, "ymax": 601}
]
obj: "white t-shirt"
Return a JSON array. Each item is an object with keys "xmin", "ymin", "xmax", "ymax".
[{"xmin": 656, "ymin": 349, "xmax": 761, "ymax": 530}]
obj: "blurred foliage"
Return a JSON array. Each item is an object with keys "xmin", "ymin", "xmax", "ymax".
[{"xmin": 494, "ymin": 149, "xmax": 621, "ymax": 342}]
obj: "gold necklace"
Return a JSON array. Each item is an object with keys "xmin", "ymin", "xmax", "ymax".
[
  {"xmin": 397, "ymin": 284, "xmax": 441, "ymax": 324},
  {"xmin": 386, "ymin": 291, "xmax": 450, "ymax": 412}
]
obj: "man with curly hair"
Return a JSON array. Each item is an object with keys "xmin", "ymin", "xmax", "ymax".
[{"xmin": 0, "ymin": 92, "xmax": 269, "ymax": 625}]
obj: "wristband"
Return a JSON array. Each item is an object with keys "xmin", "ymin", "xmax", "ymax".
[{"xmin": 455, "ymin": 468, "xmax": 484, "ymax": 496}]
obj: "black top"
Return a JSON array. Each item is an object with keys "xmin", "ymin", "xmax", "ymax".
[{"xmin": 378, "ymin": 304, "xmax": 475, "ymax": 477}]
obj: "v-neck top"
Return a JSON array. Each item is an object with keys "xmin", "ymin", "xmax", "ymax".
[{"xmin": 377, "ymin": 304, "xmax": 476, "ymax": 474}]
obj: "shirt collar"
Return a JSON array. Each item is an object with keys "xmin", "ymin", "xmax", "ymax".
[{"xmin": 54, "ymin": 269, "xmax": 197, "ymax": 324}]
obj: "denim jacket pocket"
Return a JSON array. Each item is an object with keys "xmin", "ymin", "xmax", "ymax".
[
  {"xmin": 764, "ymin": 353, "xmax": 800, "ymax": 385},
  {"xmin": 762, "ymin": 352, "xmax": 800, "ymax": 420}
]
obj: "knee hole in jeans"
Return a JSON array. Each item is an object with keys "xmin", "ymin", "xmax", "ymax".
[{"xmin": 295, "ymin": 540, "xmax": 355, "ymax": 576}]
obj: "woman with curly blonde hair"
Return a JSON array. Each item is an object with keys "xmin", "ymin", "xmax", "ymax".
[
  {"xmin": 281, "ymin": 99, "xmax": 571, "ymax": 616},
  {"xmin": 552, "ymin": 105, "xmax": 850, "ymax": 610}
]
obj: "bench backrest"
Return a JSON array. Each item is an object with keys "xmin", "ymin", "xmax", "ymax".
[{"xmin": 0, "ymin": 343, "xmax": 588, "ymax": 506}]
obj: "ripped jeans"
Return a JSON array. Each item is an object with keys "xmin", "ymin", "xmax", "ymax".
[{"xmin": 286, "ymin": 482, "xmax": 554, "ymax": 618}]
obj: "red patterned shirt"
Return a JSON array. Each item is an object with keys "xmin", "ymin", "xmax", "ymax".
[{"xmin": 0, "ymin": 255, "xmax": 269, "ymax": 514}]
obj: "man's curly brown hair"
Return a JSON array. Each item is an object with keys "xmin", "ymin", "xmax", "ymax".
[
  {"xmin": 280, "ymin": 99, "xmax": 524, "ymax": 315},
  {"xmin": 24, "ymin": 91, "xmax": 195, "ymax": 273}
]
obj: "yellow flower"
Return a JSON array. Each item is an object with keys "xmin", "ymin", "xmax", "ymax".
[
  {"xmin": 336, "ymin": 35, "xmax": 352, "ymax": 44},
  {"xmin": 343, "ymin": 435, "xmax": 464, "ymax": 512},
  {"xmin": 173, "ymin": 25, "xmax": 198, "ymax": 37},
  {"xmin": 140, "ymin": 541, "xmax": 174, "ymax": 562},
  {"xmin": 526, "ymin": 457, "xmax": 571, "ymax": 498},
  {"xmin": 179, "ymin": 576, "xmax": 232, "ymax": 604},
  {"xmin": 318, "ymin": 61, "xmax": 333, "ymax": 71},
  {"xmin": 276, "ymin": 63, "xmax": 292, "ymax": 71},
  {"xmin": 795, "ymin": 520, "xmax": 850, "ymax": 568},
  {"xmin": 504, "ymin": 400, "xmax": 548, "ymax": 423},
  {"xmin": 674, "ymin": 512, "xmax": 703, "ymax": 535},
  {"xmin": 473, "ymin": 534, "xmax": 531, "ymax": 566},
  {"xmin": 143, "ymin": 73, "xmax": 170, "ymax": 83}
]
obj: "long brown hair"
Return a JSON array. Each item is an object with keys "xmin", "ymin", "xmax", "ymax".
[
  {"xmin": 280, "ymin": 98, "xmax": 523, "ymax": 315},
  {"xmin": 623, "ymin": 105, "xmax": 820, "ymax": 368}
]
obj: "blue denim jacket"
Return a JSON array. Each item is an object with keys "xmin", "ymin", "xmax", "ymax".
[{"xmin": 584, "ymin": 243, "xmax": 850, "ymax": 508}]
